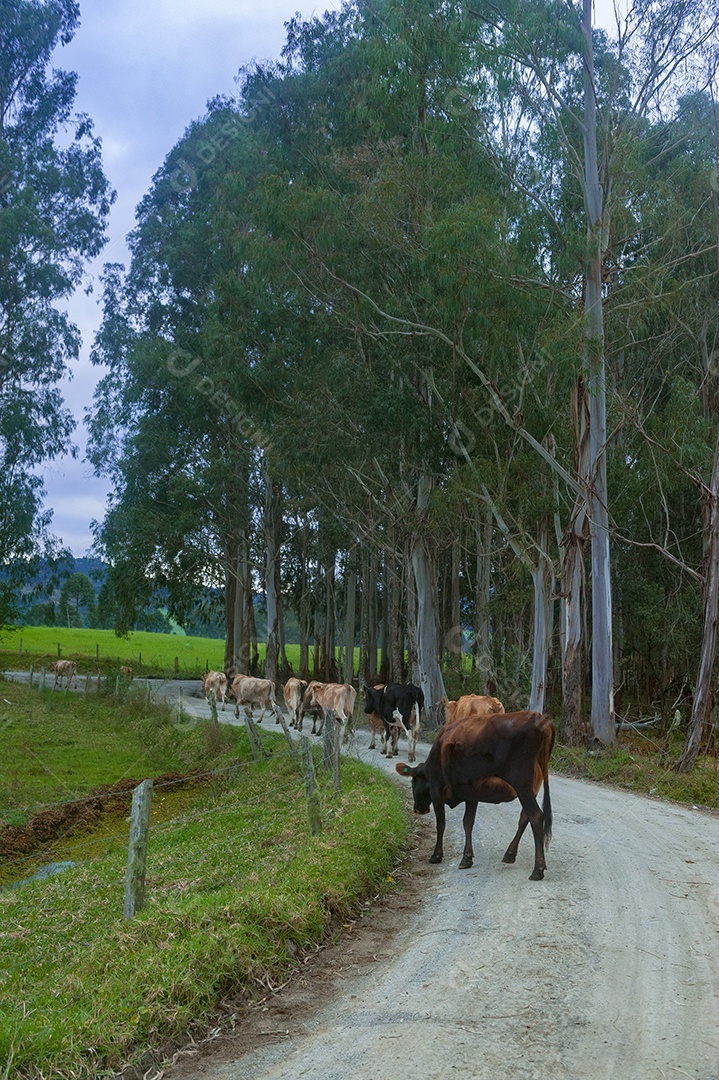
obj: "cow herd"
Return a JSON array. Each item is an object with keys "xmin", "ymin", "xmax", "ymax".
[{"xmin": 198, "ymin": 669, "xmax": 554, "ymax": 879}]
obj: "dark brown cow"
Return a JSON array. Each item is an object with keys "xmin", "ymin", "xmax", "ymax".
[{"xmin": 396, "ymin": 710, "xmax": 554, "ymax": 880}]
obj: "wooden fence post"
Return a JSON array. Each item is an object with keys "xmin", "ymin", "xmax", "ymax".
[
  {"xmin": 243, "ymin": 712, "xmax": 267, "ymax": 760},
  {"xmin": 57, "ymin": 643, "xmax": 61, "ymax": 658},
  {"xmin": 18, "ymin": 638, "xmax": 22, "ymax": 657},
  {"xmin": 123, "ymin": 779, "xmax": 153, "ymax": 919},
  {"xmin": 177, "ymin": 688, "xmax": 183, "ymax": 725},
  {"xmin": 322, "ymin": 709, "xmax": 335, "ymax": 770},
  {"xmin": 174, "ymin": 656, "xmax": 179, "ymax": 676},
  {"xmin": 274, "ymin": 704, "xmax": 297, "ymax": 756},
  {"xmin": 209, "ymin": 688, "xmax": 218, "ymax": 724},
  {"xmin": 96, "ymin": 644, "xmax": 99, "ymax": 660},
  {"xmin": 28, "ymin": 662, "xmax": 34, "ymax": 688},
  {"xmin": 40, "ymin": 665, "xmax": 46, "ymax": 691},
  {"xmin": 300, "ymin": 735, "xmax": 322, "ymax": 835}
]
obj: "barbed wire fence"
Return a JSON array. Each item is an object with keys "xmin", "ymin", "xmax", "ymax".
[{"xmin": 0, "ymin": 695, "xmax": 347, "ymax": 918}]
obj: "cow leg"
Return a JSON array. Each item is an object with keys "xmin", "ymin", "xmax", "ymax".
[
  {"xmin": 459, "ymin": 800, "xmax": 478, "ymax": 869},
  {"xmin": 429, "ymin": 802, "xmax": 446, "ymax": 863},
  {"xmin": 407, "ymin": 716, "xmax": 418, "ymax": 763},
  {"xmin": 502, "ymin": 810, "xmax": 530, "ymax": 865},
  {"xmin": 517, "ymin": 789, "xmax": 547, "ymax": 880}
]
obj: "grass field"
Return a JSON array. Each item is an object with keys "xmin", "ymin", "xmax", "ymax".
[
  {"xmin": 0, "ymin": 678, "xmax": 411, "ymax": 1079},
  {"xmin": 0, "ymin": 625, "xmax": 379, "ymax": 680},
  {"xmin": 0, "ymin": 626, "xmax": 229, "ymax": 677}
]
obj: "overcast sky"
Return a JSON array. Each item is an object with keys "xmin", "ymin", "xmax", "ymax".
[
  {"xmin": 43, "ymin": 0, "xmax": 616, "ymax": 558},
  {"xmin": 42, "ymin": 0, "xmax": 342, "ymax": 557}
]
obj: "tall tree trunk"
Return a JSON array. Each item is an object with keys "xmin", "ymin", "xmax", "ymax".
[
  {"xmin": 224, "ymin": 539, "xmax": 237, "ymax": 675},
  {"xmin": 449, "ymin": 539, "xmax": 462, "ymax": 669},
  {"xmin": 263, "ymin": 463, "xmax": 282, "ymax": 685},
  {"xmin": 528, "ymin": 521, "xmax": 554, "ymax": 714},
  {"xmin": 412, "ymin": 475, "xmax": 446, "ymax": 725},
  {"xmin": 368, "ymin": 546, "xmax": 378, "ymax": 680},
  {"xmin": 344, "ymin": 566, "xmax": 356, "ymax": 683},
  {"xmin": 561, "ymin": 378, "xmax": 590, "ymax": 744},
  {"xmin": 473, "ymin": 506, "xmax": 492, "ymax": 689},
  {"xmin": 322, "ymin": 560, "xmax": 336, "ymax": 681},
  {"xmin": 388, "ymin": 526, "xmax": 403, "ymax": 682},
  {"xmin": 246, "ymin": 567, "xmax": 259, "ymax": 675},
  {"xmin": 582, "ymin": 0, "xmax": 615, "ymax": 743},
  {"xmin": 677, "ymin": 428, "xmax": 719, "ymax": 770},
  {"xmin": 299, "ymin": 522, "xmax": 310, "ymax": 679},
  {"xmin": 233, "ymin": 544, "xmax": 249, "ymax": 675},
  {"xmin": 405, "ymin": 536, "xmax": 419, "ymax": 685}
]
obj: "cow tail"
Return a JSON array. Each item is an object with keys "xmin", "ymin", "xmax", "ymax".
[{"xmin": 542, "ymin": 722, "xmax": 555, "ymax": 849}]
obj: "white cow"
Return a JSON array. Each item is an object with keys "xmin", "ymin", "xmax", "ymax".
[
  {"xmin": 201, "ymin": 670, "xmax": 228, "ymax": 711},
  {"xmin": 51, "ymin": 660, "xmax": 77, "ymax": 690}
]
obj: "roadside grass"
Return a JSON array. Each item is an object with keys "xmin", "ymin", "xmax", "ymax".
[
  {"xmin": 552, "ymin": 729, "xmax": 719, "ymax": 810},
  {"xmin": 0, "ymin": 678, "xmax": 239, "ymax": 826},
  {"xmin": 0, "ymin": 749, "xmax": 409, "ymax": 1080}
]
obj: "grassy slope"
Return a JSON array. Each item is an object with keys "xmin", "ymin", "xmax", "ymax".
[
  {"xmin": 0, "ymin": 680, "xmax": 239, "ymax": 824},
  {"xmin": 0, "ymin": 682, "xmax": 410, "ymax": 1080}
]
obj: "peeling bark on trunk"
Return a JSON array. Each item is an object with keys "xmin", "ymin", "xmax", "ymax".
[
  {"xmin": 405, "ymin": 536, "xmax": 420, "ymax": 685},
  {"xmin": 528, "ymin": 522, "xmax": 554, "ymax": 715},
  {"xmin": 678, "ymin": 428, "xmax": 719, "ymax": 770},
  {"xmin": 263, "ymin": 466, "xmax": 283, "ymax": 685},
  {"xmin": 412, "ymin": 475, "xmax": 446, "ymax": 726},
  {"xmin": 561, "ymin": 379, "xmax": 590, "ymax": 745},
  {"xmin": 582, "ymin": 0, "xmax": 615, "ymax": 743},
  {"xmin": 299, "ymin": 523, "xmax": 310, "ymax": 680},
  {"xmin": 473, "ymin": 506, "xmax": 492, "ymax": 688},
  {"xmin": 344, "ymin": 568, "xmax": 356, "ymax": 683}
]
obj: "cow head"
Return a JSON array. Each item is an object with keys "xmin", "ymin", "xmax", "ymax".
[
  {"xmin": 395, "ymin": 761, "xmax": 431, "ymax": 814},
  {"xmin": 363, "ymin": 685, "xmax": 384, "ymax": 715}
]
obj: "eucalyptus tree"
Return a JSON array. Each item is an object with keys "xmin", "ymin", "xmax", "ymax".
[
  {"xmin": 89, "ymin": 107, "xmax": 270, "ymax": 666},
  {"xmin": 0, "ymin": 0, "xmax": 112, "ymax": 626}
]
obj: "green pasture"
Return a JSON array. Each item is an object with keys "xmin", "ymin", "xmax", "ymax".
[
  {"xmin": 0, "ymin": 678, "xmax": 410, "ymax": 1079},
  {"xmin": 0, "ymin": 626, "xmax": 228, "ymax": 677},
  {"xmin": 0, "ymin": 626, "xmax": 380, "ymax": 680}
]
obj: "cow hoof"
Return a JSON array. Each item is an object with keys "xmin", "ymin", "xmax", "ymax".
[
  {"xmin": 529, "ymin": 868, "xmax": 545, "ymax": 881},
  {"xmin": 502, "ymin": 853, "xmax": 517, "ymax": 864},
  {"xmin": 458, "ymin": 856, "xmax": 473, "ymax": 870},
  {"xmin": 429, "ymin": 853, "xmax": 443, "ymax": 864}
]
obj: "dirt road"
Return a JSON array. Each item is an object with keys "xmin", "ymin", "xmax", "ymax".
[
  {"xmin": 7, "ymin": 673, "xmax": 719, "ymax": 1076},
  {"xmin": 161, "ymin": 687, "xmax": 719, "ymax": 1080}
]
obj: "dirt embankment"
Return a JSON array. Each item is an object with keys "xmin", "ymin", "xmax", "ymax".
[{"xmin": 1, "ymin": 771, "xmax": 207, "ymax": 863}]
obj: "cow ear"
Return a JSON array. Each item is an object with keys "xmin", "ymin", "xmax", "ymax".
[{"xmin": 395, "ymin": 762, "xmax": 413, "ymax": 777}]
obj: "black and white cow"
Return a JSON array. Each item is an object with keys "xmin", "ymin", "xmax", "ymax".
[{"xmin": 363, "ymin": 682, "xmax": 424, "ymax": 762}]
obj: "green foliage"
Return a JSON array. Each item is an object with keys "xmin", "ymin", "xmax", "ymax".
[{"xmin": 0, "ymin": 0, "xmax": 112, "ymax": 629}]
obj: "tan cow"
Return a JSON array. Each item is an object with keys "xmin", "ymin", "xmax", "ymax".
[
  {"xmin": 119, "ymin": 665, "xmax": 134, "ymax": 680},
  {"xmin": 51, "ymin": 660, "xmax": 77, "ymax": 690},
  {"xmin": 300, "ymin": 681, "xmax": 357, "ymax": 738},
  {"xmin": 201, "ymin": 670, "xmax": 228, "ymax": 711},
  {"xmin": 283, "ymin": 677, "xmax": 308, "ymax": 728},
  {"xmin": 442, "ymin": 694, "xmax": 505, "ymax": 726},
  {"xmin": 230, "ymin": 674, "xmax": 279, "ymax": 723}
]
